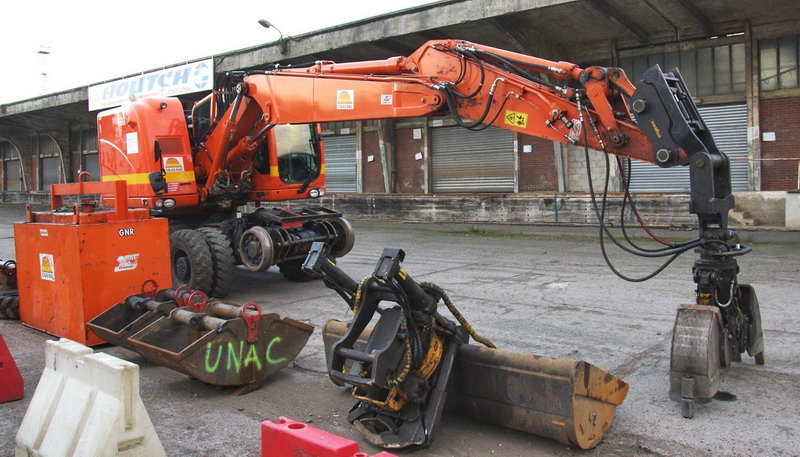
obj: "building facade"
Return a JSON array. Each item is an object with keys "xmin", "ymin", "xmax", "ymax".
[{"xmin": 1, "ymin": 1, "xmax": 798, "ymax": 225}]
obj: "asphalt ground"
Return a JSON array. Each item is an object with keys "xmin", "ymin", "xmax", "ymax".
[{"xmin": 1, "ymin": 204, "xmax": 799, "ymax": 457}]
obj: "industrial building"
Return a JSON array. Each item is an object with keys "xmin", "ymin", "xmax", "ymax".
[{"xmin": 1, "ymin": 0, "xmax": 799, "ymax": 226}]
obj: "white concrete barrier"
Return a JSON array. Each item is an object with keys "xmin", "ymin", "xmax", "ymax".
[
  {"xmin": 786, "ymin": 192, "xmax": 800, "ymax": 229},
  {"xmin": 15, "ymin": 338, "xmax": 166, "ymax": 457}
]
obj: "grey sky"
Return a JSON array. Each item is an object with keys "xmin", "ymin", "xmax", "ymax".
[{"xmin": 0, "ymin": 0, "xmax": 436, "ymax": 104}]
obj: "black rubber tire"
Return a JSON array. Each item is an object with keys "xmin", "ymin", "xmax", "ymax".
[
  {"xmin": 0, "ymin": 292, "xmax": 19, "ymax": 319},
  {"xmin": 170, "ymin": 229, "xmax": 215, "ymax": 294},
  {"xmin": 196, "ymin": 227, "xmax": 236, "ymax": 298},
  {"xmin": 279, "ymin": 259, "xmax": 315, "ymax": 282},
  {"xmin": 219, "ymin": 218, "xmax": 243, "ymax": 265}
]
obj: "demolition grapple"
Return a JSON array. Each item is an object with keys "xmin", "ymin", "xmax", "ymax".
[{"xmin": 303, "ymin": 242, "xmax": 629, "ymax": 450}]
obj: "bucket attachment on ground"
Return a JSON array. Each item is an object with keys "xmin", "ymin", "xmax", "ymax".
[
  {"xmin": 88, "ymin": 284, "xmax": 314, "ymax": 393},
  {"xmin": 322, "ymin": 320, "xmax": 628, "ymax": 450},
  {"xmin": 0, "ymin": 334, "xmax": 24, "ymax": 402},
  {"xmin": 670, "ymin": 284, "xmax": 764, "ymax": 418},
  {"xmin": 262, "ymin": 417, "xmax": 398, "ymax": 457},
  {"xmin": 87, "ymin": 280, "xmax": 179, "ymax": 351},
  {"xmin": 303, "ymin": 242, "xmax": 628, "ymax": 450},
  {"xmin": 15, "ymin": 338, "xmax": 166, "ymax": 457}
]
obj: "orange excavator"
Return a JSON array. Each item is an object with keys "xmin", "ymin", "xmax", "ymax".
[
  {"xmin": 96, "ymin": 39, "xmax": 763, "ymax": 447},
  {"xmin": 97, "ymin": 77, "xmax": 355, "ymax": 297}
]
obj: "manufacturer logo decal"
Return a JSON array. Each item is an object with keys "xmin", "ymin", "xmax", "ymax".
[
  {"xmin": 114, "ymin": 254, "xmax": 140, "ymax": 272},
  {"xmin": 163, "ymin": 157, "xmax": 185, "ymax": 173},
  {"xmin": 336, "ymin": 90, "xmax": 354, "ymax": 110}
]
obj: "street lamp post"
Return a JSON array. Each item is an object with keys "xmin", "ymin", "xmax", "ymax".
[{"xmin": 257, "ymin": 19, "xmax": 287, "ymax": 54}]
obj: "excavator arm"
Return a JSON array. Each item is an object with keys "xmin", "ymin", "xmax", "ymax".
[
  {"xmin": 213, "ymin": 39, "xmax": 735, "ymax": 238},
  {"xmin": 205, "ymin": 40, "xmax": 759, "ymax": 428}
]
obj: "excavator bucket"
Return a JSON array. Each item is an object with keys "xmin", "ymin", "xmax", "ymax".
[
  {"xmin": 88, "ymin": 282, "xmax": 179, "ymax": 350},
  {"xmin": 322, "ymin": 320, "xmax": 628, "ymax": 450},
  {"xmin": 669, "ymin": 284, "xmax": 764, "ymax": 418},
  {"xmin": 89, "ymin": 286, "xmax": 313, "ymax": 392}
]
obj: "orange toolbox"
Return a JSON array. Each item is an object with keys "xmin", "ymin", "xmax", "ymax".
[{"xmin": 14, "ymin": 178, "xmax": 171, "ymax": 346}]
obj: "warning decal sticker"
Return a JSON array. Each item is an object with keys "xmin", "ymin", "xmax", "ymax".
[
  {"xmin": 40, "ymin": 254, "xmax": 55, "ymax": 282},
  {"xmin": 126, "ymin": 132, "xmax": 139, "ymax": 154},
  {"xmin": 568, "ymin": 120, "xmax": 582, "ymax": 143},
  {"xmin": 336, "ymin": 90, "xmax": 354, "ymax": 110},
  {"xmin": 163, "ymin": 157, "xmax": 185, "ymax": 173},
  {"xmin": 380, "ymin": 94, "xmax": 393, "ymax": 105},
  {"xmin": 114, "ymin": 254, "xmax": 140, "ymax": 272},
  {"xmin": 504, "ymin": 110, "xmax": 528, "ymax": 128}
]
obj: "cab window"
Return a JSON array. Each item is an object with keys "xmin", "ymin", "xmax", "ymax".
[{"xmin": 275, "ymin": 124, "xmax": 320, "ymax": 184}]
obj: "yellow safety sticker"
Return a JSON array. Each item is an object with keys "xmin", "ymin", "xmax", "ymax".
[
  {"xmin": 398, "ymin": 268, "xmax": 408, "ymax": 280},
  {"xmin": 504, "ymin": 110, "xmax": 528, "ymax": 128},
  {"xmin": 650, "ymin": 120, "xmax": 663, "ymax": 139},
  {"xmin": 39, "ymin": 253, "xmax": 55, "ymax": 282}
]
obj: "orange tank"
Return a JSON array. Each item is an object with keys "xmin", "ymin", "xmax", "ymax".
[{"xmin": 14, "ymin": 179, "xmax": 171, "ymax": 346}]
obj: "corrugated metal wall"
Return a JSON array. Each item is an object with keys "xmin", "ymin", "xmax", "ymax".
[
  {"xmin": 627, "ymin": 103, "xmax": 749, "ymax": 192},
  {"xmin": 322, "ymin": 135, "xmax": 357, "ymax": 193},
  {"xmin": 697, "ymin": 104, "xmax": 749, "ymax": 190},
  {"xmin": 431, "ymin": 126, "xmax": 514, "ymax": 193}
]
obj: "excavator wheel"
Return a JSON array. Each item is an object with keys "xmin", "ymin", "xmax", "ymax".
[
  {"xmin": 0, "ymin": 291, "xmax": 20, "ymax": 319},
  {"xmin": 170, "ymin": 229, "xmax": 214, "ymax": 294},
  {"xmin": 279, "ymin": 259, "xmax": 316, "ymax": 282},
  {"xmin": 196, "ymin": 227, "xmax": 237, "ymax": 298}
]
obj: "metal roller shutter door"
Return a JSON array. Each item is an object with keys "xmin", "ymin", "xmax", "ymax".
[
  {"xmin": 627, "ymin": 103, "xmax": 749, "ymax": 192},
  {"xmin": 322, "ymin": 135, "xmax": 357, "ymax": 194},
  {"xmin": 431, "ymin": 126, "xmax": 515, "ymax": 193}
]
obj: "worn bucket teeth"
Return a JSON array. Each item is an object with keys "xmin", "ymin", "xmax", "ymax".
[
  {"xmin": 323, "ymin": 319, "xmax": 628, "ymax": 450},
  {"xmin": 88, "ymin": 290, "xmax": 313, "ymax": 390}
]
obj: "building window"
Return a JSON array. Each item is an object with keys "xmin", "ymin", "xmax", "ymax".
[
  {"xmin": 34, "ymin": 135, "xmax": 62, "ymax": 190},
  {"xmin": 759, "ymin": 35, "xmax": 799, "ymax": 91},
  {"xmin": 619, "ymin": 43, "xmax": 746, "ymax": 96},
  {"xmin": 1, "ymin": 140, "xmax": 23, "ymax": 191},
  {"xmin": 80, "ymin": 129, "xmax": 99, "ymax": 180},
  {"xmin": 40, "ymin": 156, "xmax": 62, "ymax": 190},
  {"xmin": 82, "ymin": 129, "xmax": 98, "ymax": 153}
]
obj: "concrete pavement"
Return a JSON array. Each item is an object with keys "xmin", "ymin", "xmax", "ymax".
[{"xmin": 1, "ymin": 204, "xmax": 798, "ymax": 456}]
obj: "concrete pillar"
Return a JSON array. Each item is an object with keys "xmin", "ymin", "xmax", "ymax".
[{"xmin": 744, "ymin": 22, "xmax": 762, "ymax": 191}]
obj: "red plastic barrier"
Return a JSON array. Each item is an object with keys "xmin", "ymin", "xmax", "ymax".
[
  {"xmin": 0, "ymin": 333, "xmax": 24, "ymax": 402},
  {"xmin": 261, "ymin": 417, "xmax": 397, "ymax": 457}
]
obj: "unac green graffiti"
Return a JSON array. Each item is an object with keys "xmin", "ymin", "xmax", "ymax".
[{"xmin": 204, "ymin": 337, "xmax": 288, "ymax": 373}]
